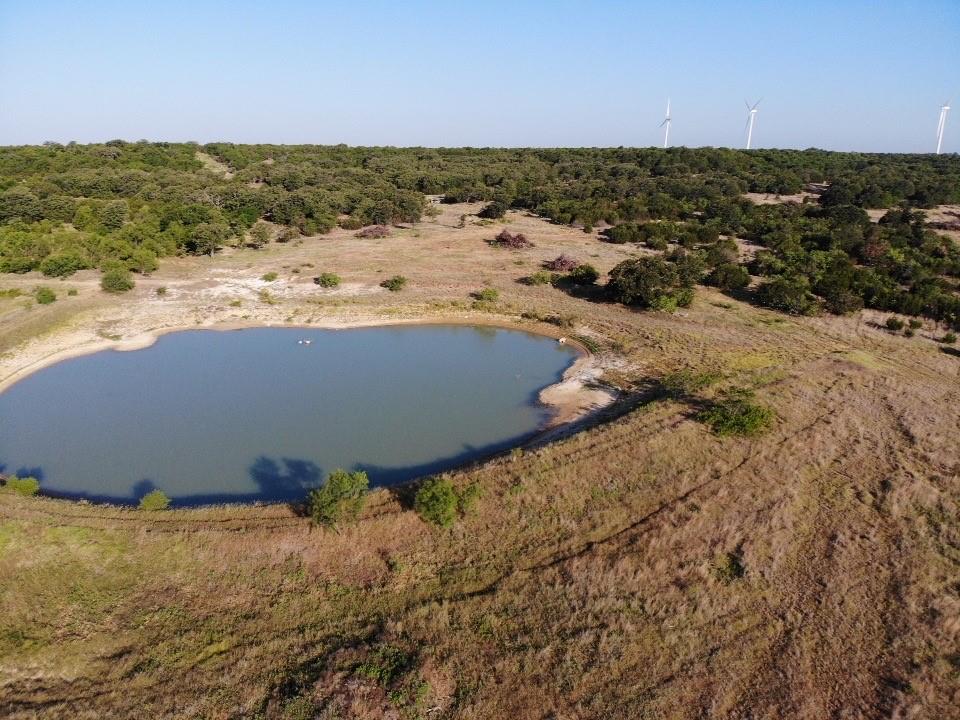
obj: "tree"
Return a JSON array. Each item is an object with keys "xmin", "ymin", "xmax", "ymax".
[
  {"xmin": 705, "ymin": 263, "xmax": 750, "ymax": 291},
  {"xmin": 40, "ymin": 251, "xmax": 89, "ymax": 278},
  {"xmin": 308, "ymin": 469, "xmax": 369, "ymax": 527},
  {"xmin": 754, "ymin": 276, "xmax": 817, "ymax": 315},
  {"xmin": 100, "ymin": 200, "xmax": 128, "ymax": 230},
  {"xmin": 4, "ymin": 475, "xmax": 40, "ymax": 496},
  {"xmin": 414, "ymin": 476, "xmax": 459, "ymax": 528},
  {"xmin": 478, "ymin": 201, "xmax": 507, "ymax": 219},
  {"xmin": 247, "ymin": 221, "xmax": 272, "ymax": 249},
  {"xmin": 188, "ymin": 222, "xmax": 230, "ymax": 256},
  {"xmin": 567, "ymin": 264, "xmax": 599, "ymax": 285},
  {"xmin": 606, "ymin": 256, "xmax": 680, "ymax": 308}
]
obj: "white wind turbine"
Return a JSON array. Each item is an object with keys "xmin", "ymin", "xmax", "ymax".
[
  {"xmin": 659, "ymin": 98, "xmax": 672, "ymax": 148},
  {"xmin": 936, "ymin": 101, "xmax": 951, "ymax": 154},
  {"xmin": 744, "ymin": 99, "xmax": 761, "ymax": 149}
]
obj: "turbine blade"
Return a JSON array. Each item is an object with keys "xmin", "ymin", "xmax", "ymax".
[
  {"xmin": 659, "ymin": 119, "xmax": 669, "ymax": 127},
  {"xmin": 745, "ymin": 99, "xmax": 751, "ymax": 111}
]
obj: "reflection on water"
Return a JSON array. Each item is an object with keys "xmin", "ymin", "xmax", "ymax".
[{"xmin": 0, "ymin": 326, "xmax": 576, "ymax": 506}]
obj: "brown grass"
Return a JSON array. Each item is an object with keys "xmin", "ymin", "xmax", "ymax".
[{"xmin": 0, "ymin": 204, "xmax": 958, "ymax": 719}]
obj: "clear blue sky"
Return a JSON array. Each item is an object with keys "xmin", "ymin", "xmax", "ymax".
[{"xmin": 1, "ymin": 0, "xmax": 957, "ymax": 151}]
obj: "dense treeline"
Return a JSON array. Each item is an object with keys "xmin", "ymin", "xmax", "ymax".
[{"xmin": 0, "ymin": 141, "xmax": 958, "ymax": 321}]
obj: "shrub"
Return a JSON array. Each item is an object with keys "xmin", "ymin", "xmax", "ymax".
[
  {"xmin": 247, "ymin": 221, "xmax": 272, "ymax": 248},
  {"xmin": 308, "ymin": 469, "xmax": 368, "ymax": 527},
  {"xmin": 823, "ymin": 289, "xmax": 863, "ymax": 315},
  {"xmin": 139, "ymin": 489, "xmax": 170, "ymax": 510},
  {"xmin": 941, "ymin": 332, "xmax": 957, "ymax": 344},
  {"xmin": 545, "ymin": 255, "xmax": 579, "ymax": 273},
  {"xmin": 4, "ymin": 475, "xmax": 40, "ymax": 496},
  {"xmin": 261, "ymin": 272, "xmax": 278, "ymax": 282},
  {"xmin": 712, "ymin": 552, "xmax": 745, "ymax": 583},
  {"xmin": 458, "ymin": 482, "xmax": 482, "ymax": 515},
  {"xmin": 885, "ymin": 317, "xmax": 904, "ymax": 331},
  {"xmin": 490, "ymin": 229, "xmax": 533, "ymax": 249},
  {"xmin": 523, "ymin": 270, "xmax": 555, "ymax": 286},
  {"xmin": 477, "ymin": 201, "xmax": 507, "ymax": 219},
  {"xmin": 414, "ymin": 476, "xmax": 459, "ymax": 528},
  {"xmin": 607, "ymin": 256, "xmax": 690, "ymax": 308},
  {"xmin": 101, "ymin": 267, "xmax": 135, "ymax": 293},
  {"xmin": 39, "ymin": 251, "xmax": 88, "ymax": 278},
  {"xmin": 356, "ymin": 225, "xmax": 391, "ymax": 239},
  {"xmin": 601, "ymin": 223, "xmax": 645, "ymax": 244},
  {"xmin": 35, "ymin": 286, "xmax": 56, "ymax": 304},
  {"xmin": 472, "ymin": 287, "xmax": 499, "ymax": 302},
  {"xmin": 908, "ymin": 318, "xmax": 923, "ymax": 329},
  {"xmin": 904, "ymin": 328, "xmax": 915, "ymax": 338},
  {"xmin": 754, "ymin": 276, "xmax": 816, "ymax": 315},
  {"xmin": 698, "ymin": 389, "xmax": 774, "ymax": 436},
  {"xmin": 380, "ymin": 275, "xmax": 407, "ymax": 291},
  {"xmin": 705, "ymin": 263, "xmax": 750, "ymax": 291},
  {"xmin": 314, "ymin": 272, "xmax": 341, "ymax": 288},
  {"xmin": 567, "ymin": 264, "xmax": 599, "ymax": 285},
  {"xmin": 156, "ymin": 286, "xmax": 167, "ymax": 296}
]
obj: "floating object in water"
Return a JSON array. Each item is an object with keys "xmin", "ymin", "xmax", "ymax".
[
  {"xmin": 297, "ymin": 340, "xmax": 304, "ymax": 345},
  {"xmin": 304, "ymin": 339, "xmax": 312, "ymax": 345},
  {"xmin": 558, "ymin": 337, "xmax": 566, "ymax": 344}
]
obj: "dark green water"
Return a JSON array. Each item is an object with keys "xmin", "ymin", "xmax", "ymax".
[{"xmin": 0, "ymin": 325, "xmax": 577, "ymax": 506}]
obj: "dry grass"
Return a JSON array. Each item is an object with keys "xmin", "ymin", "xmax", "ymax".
[{"xmin": 1, "ymin": 204, "xmax": 958, "ymax": 719}]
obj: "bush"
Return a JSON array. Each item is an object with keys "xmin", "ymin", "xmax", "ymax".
[
  {"xmin": 904, "ymin": 328, "xmax": 915, "ymax": 338},
  {"xmin": 247, "ymin": 221, "xmax": 272, "ymax": 248},
  {"xmin": 908, "ymin": 318, "xmax": 923, "ymax": 329},
  {"xmin": 139, "ymin": 489, "xmax": 170, "ymax": 510},
  {"xmin": 4, "ymin": 475, "xmax": 40, "ymax": 496},
  {"xmin": 356, "ymin": 225, "xmax": 391, "ymax": 239},
  {"xmin": 35, "ymin": 286, "xmax": 56, "ymax": 304},
  {"xmin": 823, "ymin": 289, "xmax": 864, "ymax": 315},
  {"xmin": 414, "ymin": 476, "xmax": 459, "ymax": 528},
  {"xmin": 697, "ymin": 389, "xmax": 774, "ymax": 436},
  {"xmin": 543, "ymin": 254, "xmax": 578, "ymax": 271},
  {"xmin": 156, "ymin": 286, "xmax": 167, "ymax": 296},
  {"xmin": 472, "ymin": 287, "xmax": 499, "ymax": 302},
  {"xmin": 885, "ymin": 317, "xmax": 905, "ymax": 331},
  {"xmin": 490, "ymin": 229, "xmax": 533, "ymax": 249},
  {"xmin": 39, "ymin": 251, "xmax": 88, "ymax": 278},
  {"xmin": 567, "ymin": 264, "xmax": 599, "ymax": 285},
  {"xmin": 380, "ymin": 275, "xmax": 407, "ymax": 291},
  {"xmin": 314, "ymin": 272, "xmax": 341, "ymax": 288},
  {"xmin": 308, "ymin": 469, "xmax": 368, "ymax": 527},
  {"xmin": 754, "ymin": 276, "xmax": 816, "ymax": 315},
  {"xmin": 101, "ymin": 267, "xmax": 135, "ymax": 293},
  {"xmin": 607, "ymin": 256, "xmax": 689, "ymax": 308},
  {"xmin": 941, "ymin": 332, "xmax": 957, "ymax": 344},
  {"xmin": 705, "ymin": 263, "xmax": 750, "ymax": 291},
  {"xmin": 523, "ymin": 270, "xmax": 555, "ymax": 286},
  {"xmin": 712, "ymin": 552, "xmax": 745, "ymax": 583},
  {"xmin": 477, "ymin": 201, "xmax": 507, "ymax": 219},
  {"xmin": 261, "ymin": 271, "xmax": 278, "ymax": 282}
]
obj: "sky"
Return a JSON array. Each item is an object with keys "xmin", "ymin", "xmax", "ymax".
[{"xmin": 1, "ymin": 0, "xmax": 957, "ymax": 152}]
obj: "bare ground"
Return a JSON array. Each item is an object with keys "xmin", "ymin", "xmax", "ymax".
[{"xmin": 0, "ymin": 203, "xmax": 958, "ymax": 719}]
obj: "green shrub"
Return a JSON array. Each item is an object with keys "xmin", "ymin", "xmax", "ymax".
[
  {"xmin": 261, "ymin": 271, "xmax": 278, "ymax": 282},
  {"xmin": 567, "ymin": 264, "xmax": 599, "ymax": 285},
  {"xmin": 712, "ymin": 552, "xmax": 745, "ymax": 583},
  {"xmin": 380, "ymin": 275, "xmax": 407, "ymax": 292},
  {"xmin": 523, "ymin": 270, "xmax": 555, "ymax": 286},
  {"xmin": 314, "ymin": 272, "xmax": 340, "ymax": 288},
  {"xmin": 39, "ymin": 251, "xmax": 88, "ymax": 278},
  {"xmin": 885, "ymin": 316, "xmax": 904, "ymax": 331},
  {"xmin": 477, "ymin": 201, "xmax": 507, "ymax": 219},
  {"xmin": 414, "ymin": 476, "xmax": 459, "ymax": 528},
  {"xmin": 308, "ymin": 469, "xmax": 369, "ymax": 527},
  {"xmin": 754, "ymin": 276, "xmax": 817, "ymax": 315},
  {"xmin": 698, "ymin": 389, "xmax": 774, "ymax": 436},
  {"xmin": 458, "ymin": 482, "xmax": 482, "ymax": 515},
  {"xmin": 356, "ymin": 645, "xmax": 412, "ymax": 686},
  {"xmin": 908, "ymin": 318, "xmax": 923, "ymax": 329},
  {"xmin": 67, "ymin": 288, "xmax": 77, "ymax": 296},
  {"xmin": 139, "ymin": 489, "xmax": 171, "ymax": 510},
  {"xmin": 904, "ymin": 328, "xmax": 915, "ymax": 338},
  {"xmin": 941, "ymin": 332, "xmax": 957, "ymax": 344},
  {"xmin": 156, "ymin": 286, "xmax": 167, "ymax": 296},
  {"xmin": 472, "ymin": 287, "xmax": 499, "ymax": 302},
  {"xmin": 35, "ymin": 286, "xmax": 56, "ymax": 304},
  {"xmin": 5, "ymin": 475, "xmax": 40, "ymax": 496},
  {"xmin": 101, "ymin": 267, "xmax": 135, "ymax": 293},
  {"xmin": 705, "ymin": 263, "xmax": 750, "ymax": 291}
]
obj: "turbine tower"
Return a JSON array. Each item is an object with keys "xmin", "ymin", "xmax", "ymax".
[
  {"xmin": 744, "ymin": 99, "xmax": 761, "ymax": 150},
  {"xmin": 936, "ymin": 101, "xmax": 951, "ymax": 154},
  {"xmin": 660, "ymin": 98, "xmax": 672, "ymax": 148}
]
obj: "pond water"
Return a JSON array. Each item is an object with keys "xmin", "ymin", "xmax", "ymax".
[{"xmin": 0, "ymin": 325, "xmax": 577, "ymax": 506}]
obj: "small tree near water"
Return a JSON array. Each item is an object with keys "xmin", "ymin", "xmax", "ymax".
[
  {"xmin": 414, "ymin": 476, "xmax": 459, "ymax": 528},
  {"xmin": 139, "ymin": 489, "xmax": 171, "ymax": 510},
  {"xmin": 309, "ymin": 469, "xmax": 369, "ymax": 527},
  {"xmin": 4, "ymin": 476, "xmax": 40, "ymax": 496}
]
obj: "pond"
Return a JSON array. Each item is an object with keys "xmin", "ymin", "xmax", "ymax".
[{"xmin": 0, "ymin": 325, "xmax": 578, "ymax": 506}]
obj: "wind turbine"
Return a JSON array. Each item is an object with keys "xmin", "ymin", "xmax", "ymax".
[
  {"xmin": 744, "ymin": 99, "xmax": 761, "ymax": 150},
  {"xmin": 660, "ymin": 98, "xmax": 672, "ymax": 148},
  {"xmin": 936, "ymin": 101, "xmax": 951, "ymax": 154}
]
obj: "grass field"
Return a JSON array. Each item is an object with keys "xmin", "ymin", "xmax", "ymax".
[{"xmin": 1, "ymin": 203, "xmax": 958, "ymax": 719}]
